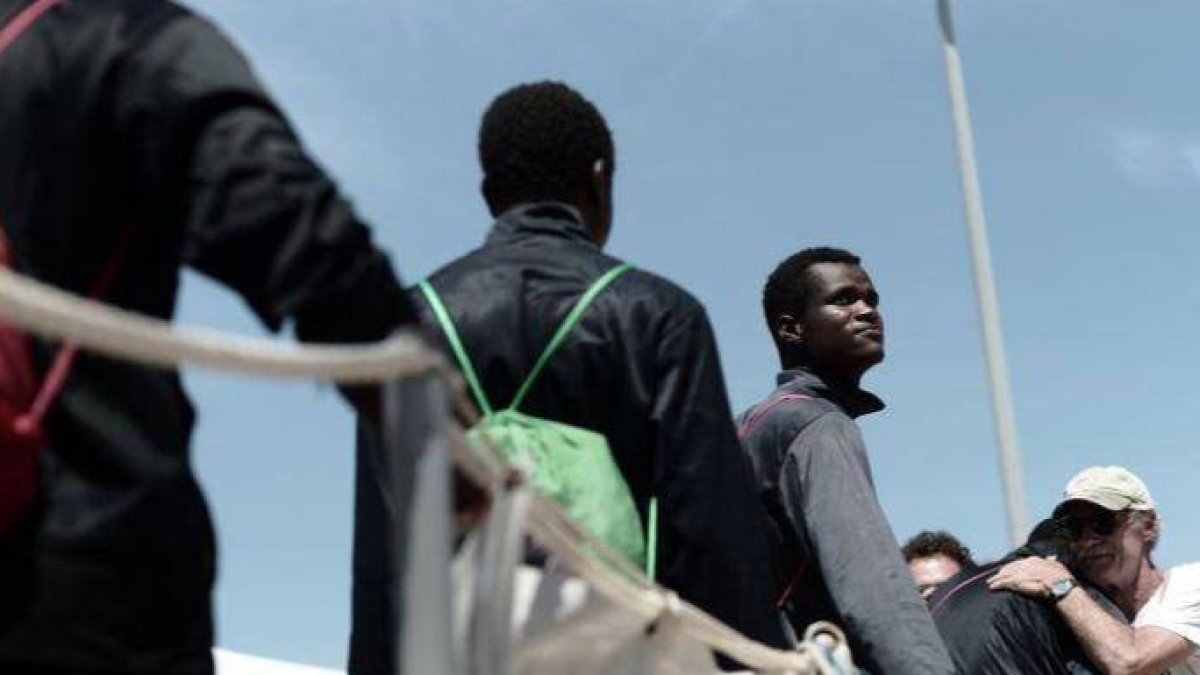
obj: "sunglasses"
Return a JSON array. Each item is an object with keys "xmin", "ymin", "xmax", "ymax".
[{"xmin": 1054, "ymin": 510, "xmax": 1125, "ymax": 538}]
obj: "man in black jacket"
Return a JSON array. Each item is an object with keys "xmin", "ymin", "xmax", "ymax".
[
  {"xmin": 395, "ymin": 80, "xmax": 787, "ymax": 651},
  {"xmin": 738, "ymin": 247, "xmax": 955, "ymax": 675},
  {"xmin": 927, "ymin": 519, "xmax": 1106, "ymax": 675},
  {"xmin": 0, "ymin": 1, "xmax": 420, "ymax": 673}
]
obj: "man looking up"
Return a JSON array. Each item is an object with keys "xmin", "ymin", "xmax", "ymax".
[
  {"xmin": 990, "ymin": 466, "xmax": 1200, "ymax": 675},
  {"xmin": 903, "ymin": 530, "xmax": 977, "ymax": 599},
  {"xmin": 738, "ymin": 247, "xmax": 955, "ymax": 674},
  {"xmin": 405, "ymin": 81, "xmax": 787, "ymax": 649}
]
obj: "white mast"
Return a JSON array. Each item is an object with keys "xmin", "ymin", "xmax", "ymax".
[{"xmin": 936, "ymin": 0, "xmax": 1030, "ymax": 546}]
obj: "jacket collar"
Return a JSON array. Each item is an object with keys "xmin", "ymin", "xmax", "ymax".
[
  {"xmin": 776, "ymin": 367, "xmax": 884, "ymax": 418},
  {"xmin": 486, "ymin": 202, "xmax": 597, "ymax": 248}
]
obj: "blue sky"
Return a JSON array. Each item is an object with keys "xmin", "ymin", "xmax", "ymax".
[{"xmin": 179, "ymin": 1, "xmax": 1200, "ymax": 667}]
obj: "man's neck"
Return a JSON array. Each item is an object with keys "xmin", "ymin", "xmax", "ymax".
[{"xmin": 1124, "ymin": 560, "xmax": 1165, "ymax": 616}]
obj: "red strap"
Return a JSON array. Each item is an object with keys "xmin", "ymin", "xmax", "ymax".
[
  {"xmin": 0, "ymin": 0, "xmax": 62, "ymax": 57},
  {"xmin": 0, "ymin": 0, "xmax": 108, "ymax": 436},
  {"xmin": 775, "ymin": 558, "xmax": 809, "ymax": 608},
  {"xmin": 739, "ymin": 391, "xmax": 816, "ymax": 607},
  {"xmin": 15, "ymin": 224, "xmax": 133, "ymax": 435},
  {"xmin": 929, "ymin": 567, "xmax": 993, "ymax": 617},
  {"xmin": 738, "ymin": 392, "xmax": 811, "ymax": 440}
]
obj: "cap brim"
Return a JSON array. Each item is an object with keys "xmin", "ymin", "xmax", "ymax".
[{"xmin": 1054, "ymin": 496, "xmax": 1128, "ymax": 514}]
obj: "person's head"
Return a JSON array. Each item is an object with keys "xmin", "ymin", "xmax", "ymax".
[
  {"xmin": 1053, "ymin": 466, "xmax": 1161, "ymax": 601},
  {"xmin": 762, "ymin": 247, "xmax": 884, "ymax": 384},
  {"xmin": 902, "ymin": 530, "xmax": 974, "ymax": 598},
  {"xmin": 477, "ymin": 81, "xmax": 615, "ymax": 246}
]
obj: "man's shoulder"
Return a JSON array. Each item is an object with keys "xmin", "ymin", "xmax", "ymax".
[
  {"xmin": 1161, "ymin": 563, "xmax": 1200, "ymax": 603},
  {"xmin": 427, "ymin": 246, "xmax": 704, "ymax": 318},
  {"xmin": 740, "ymin": 392, "xmax": 847, "ymax": 449},
  {"xmin": 611, "ymin": 265, "xmax": 704, "ymax": 313}
]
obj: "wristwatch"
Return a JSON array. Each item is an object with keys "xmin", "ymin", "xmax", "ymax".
[{"xmin": 1048, "ymin": 576, "xmax": 1078, "ymax": 603}]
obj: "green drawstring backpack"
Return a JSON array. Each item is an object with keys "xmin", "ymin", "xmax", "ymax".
[{"xmin": 419, "ymin": 263, "xmax": 657, "ymax": 577}]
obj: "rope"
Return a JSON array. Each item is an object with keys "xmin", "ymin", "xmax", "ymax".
[
  {"xmin": 0, "ymin": 267, "xmax": 442, "ymax": 382},
  {"xmin": 0, "ymin": 267, "xmax": 848, "ymax": 674}
]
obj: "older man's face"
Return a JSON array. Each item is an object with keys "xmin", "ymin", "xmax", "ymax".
[{"xmin": 1059, "ymin": 503, "xmax": 1148, "ymax": 596}]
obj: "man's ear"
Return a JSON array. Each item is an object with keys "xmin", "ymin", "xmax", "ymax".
[
  {"xmin": 1140, "ymin": 511, "xmax": 1162, "ymax": 548},
  {"xmin": 587, "ymin": 159, "xmax": 612, "ymax": 246},
  {"xmin": 776, "ymin": 312, "xmax": 803, "ymax": 346}
]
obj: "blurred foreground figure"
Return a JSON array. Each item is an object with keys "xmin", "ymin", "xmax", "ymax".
[
  {"xmin": 903, "ymin": 530, "xmax": 975, "ymax": 599},
  {"xmin": 738, "ymin": 246, "xmax": 955, "ymax": 675},
  {"xmin": 0, "ymin": 1, "xmax": 420, "ymax": 672},
  {"xmin": 371, "ymin": 80, "xmax": 787, "ymax": 659},
  {"xmin": 990, "ymin": 466, "xmax": 1200, "ymax": 675},
  {"xmin": 929, "ymin": 519, "xmax": 1109, "ymax": 674}
]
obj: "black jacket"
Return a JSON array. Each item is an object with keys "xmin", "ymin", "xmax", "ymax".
[
  {"xmin": 928, "ymin": 557, "xmax": 1102, "ymax": 675},
  {"xmin": 0, "ymin": 1, "xmax": 415, "ymax": 672},
  {"xmin": 738, "ymin": 368, "xmax": 956, "ymax": 675},
  {"xmin": 395, "ymin": 202, "xmax": 786, "ymax": 648}
]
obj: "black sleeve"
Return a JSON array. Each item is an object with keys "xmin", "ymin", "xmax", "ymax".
[
  {"xmin": 182, "ymin": 106, "xmax": 417, "ymax": 344},
  {"xmin": 651, "ymin": 304, "xmax": 789, "ymax": 649},
  {"xmin": 125, "ymin": 11, "xmax": 417, "ymax": 343},
  {"xmin": 781, "ymin": 414, "xmax": 956, "ymax": 675}
]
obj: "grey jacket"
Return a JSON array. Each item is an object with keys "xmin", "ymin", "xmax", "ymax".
[{"xmin": 738, "ymin": 369, "xmax": 956, "ymax": 675}]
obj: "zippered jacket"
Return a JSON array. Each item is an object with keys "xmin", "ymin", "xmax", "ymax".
[
  {"xmin": 372, "ymin": 202, "xmax": 788, "ymax": 653},
  {"xmin": 738, "ymin": 368, "xmax": 956, "ymax": 675}
]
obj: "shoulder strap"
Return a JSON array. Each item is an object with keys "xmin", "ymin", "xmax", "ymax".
[
  {"xmin": 417, "ymin": 281, "xmax": 493, "ymax": 416},
  {"xmin": 2, "ymin": 0, "xmax": 136, "ymax": 436},
  {"xmin": 738, "ymin": 392, "xmax": 813, "ymax": 440},
  {"xmin": 509, "ymin": 262, "xmax": 632, "ymax": 412},
  {"xmin": 0, "ymin": 0, "xmax": 62, "ymax": 57}
]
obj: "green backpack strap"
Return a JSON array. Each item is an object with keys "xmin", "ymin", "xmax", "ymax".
[
  {"xmin": 417, "ymin": 281, "xmax": 494, "ymax": 416},
  {"xmin": 508, "ymin": 263, "xmax": 633, "ymax": 412}
]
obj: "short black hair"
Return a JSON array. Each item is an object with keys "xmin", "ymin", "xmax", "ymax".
[
  {"xmin": 762, "ymin": 246, "xmax": 861, "ymax": 333},
  {"xmin": 478, "ymin": 81, "xmax": 615, "ymax": 214},
  {"xmin": 902, "ymin": 530, "xmax": 975, "ymax": 568}
]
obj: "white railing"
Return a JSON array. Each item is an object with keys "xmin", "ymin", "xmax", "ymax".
[{"xmin": 0, "ymin": 265, "xmax": 855, "ymax": 675}]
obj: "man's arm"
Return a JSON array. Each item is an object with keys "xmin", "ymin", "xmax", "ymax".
[
  {"xmin": 782, "ymin": 414, "xmax": 956, "ymax": 675},
  {"xmin": 989, "ymin": 557, "xmax": 1193, "ymax": 675},
  {"xmin": 649, "ymin": 303, "xmax": 789, "ymax": 649},
  {"xmin": 123, "ymin": 11, "xmax": 419, "ymax": 344}
]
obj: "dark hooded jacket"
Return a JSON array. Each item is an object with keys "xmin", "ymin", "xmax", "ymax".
[
  {"xmin": 737, "ymin": 368, "xmax": 956, "ymax": 675},
  {"xmin": 358, "ymin": 202, "xmax": 787, "ymax": 654},
  {"xmin": 0, "ymin": 1, "xmax": 416, "ymax": 672}
]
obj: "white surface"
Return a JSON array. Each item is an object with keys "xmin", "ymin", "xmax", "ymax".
[{"xmin": 214, "ymin": 649, "xmax": 344, "ymax": 674}]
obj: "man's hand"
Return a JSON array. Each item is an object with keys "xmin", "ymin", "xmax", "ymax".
[{"xmin": 987, "ymin": 556, "xmax": 1073, "ymax": 599}]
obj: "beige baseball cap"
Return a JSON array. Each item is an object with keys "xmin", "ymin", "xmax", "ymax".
[{"xmin": 1059, "ymin": 466, "xmax": 1155, "ymax": 512}]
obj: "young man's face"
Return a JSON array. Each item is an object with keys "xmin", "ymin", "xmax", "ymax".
[
  {"xmin": 796, "ymin": 262, "xmax": 885, "ymax": 381},
  {"xmin": 908, "ymin": 554, "xmax": 963, "ymax": 599},
  {"xmin": 1060, "ymin": 502, "xmax": 1151, "ymax": 596}
]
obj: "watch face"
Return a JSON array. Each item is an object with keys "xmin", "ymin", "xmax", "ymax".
[{"xmin": 1051, "ymin": 578, "xmax": 1075, "ymax": 598}]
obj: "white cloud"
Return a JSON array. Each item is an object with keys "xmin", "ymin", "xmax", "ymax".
[{"xmin": 1107, "ymin": 127, "xmax": 1200, "ymax": 188}]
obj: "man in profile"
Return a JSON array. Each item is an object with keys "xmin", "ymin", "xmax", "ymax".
[
  {"xmin": 395, "ymin": 80, "xmax": 787, "ymax": 650},
  {"xmin": 738, "ymin": 246, "xmax": 955, "ymax": 674},
  {"xmin": 903, "ymin": 530, "xmax": 976, "ymax": 599}
]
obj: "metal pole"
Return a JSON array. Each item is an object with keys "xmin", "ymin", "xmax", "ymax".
[
  {"xmin": 350, "ymin": 374, "xmax": 454, "ymax": 675},
  {"xmin": 937, "ymin": 0, "xmax": 1030, "ymax": 546}
]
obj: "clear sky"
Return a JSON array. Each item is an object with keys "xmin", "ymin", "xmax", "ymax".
[{"xmin": 178, "ymin": 0, "xmax": 1200, "ymax": 667}]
